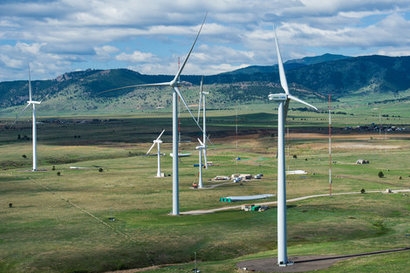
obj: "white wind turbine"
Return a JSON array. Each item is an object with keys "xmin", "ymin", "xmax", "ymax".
[
  {"xmin": 195, "ymin": 138, "xmax": 206, "ymax": 188},
  {"xmin": 197, "ymin": 77, "xmax": 209, "ymax": 168},
  {"xmin": 146, "ymin": 129, "xmax": 166, "ymax": 177},
  {"xmin": 24, "ymin": 66, "xmax": 41, "ymax": 171},
  {"xmin": 102, "ymin": 14, "xmax": 207, "ymax": 215},
  {"xmin": 268, "ymin": 30, "xmax": 318, "ymax": 266}
]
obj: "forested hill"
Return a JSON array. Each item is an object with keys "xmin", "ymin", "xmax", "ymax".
[{"xmin": 1, "ymin": 54, "xmax": 410, "ymax": 114}]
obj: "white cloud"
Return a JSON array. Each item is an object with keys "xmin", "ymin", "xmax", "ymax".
[
  {"xmin": 116, "ymin": 50, "xmax": 157, "ymax": 63},
  {"xmin": 0, "ymin": 0, "xmax": 409, "ymax": 80},
  {"xmin": 94, "ymin": 45, "xmax": 119, "ymax": 58},
  {"xmin": 0, "ymin": 53, "xmax": 23, "ymax": 69}
]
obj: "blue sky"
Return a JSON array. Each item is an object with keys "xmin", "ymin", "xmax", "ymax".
[{"xmin": 1, "ymin": 0, "xmax": 410, "ymax": 81}]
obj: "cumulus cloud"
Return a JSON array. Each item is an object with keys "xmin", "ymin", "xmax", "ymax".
[
  {"xmin": 0, "ymin": 0, "xmax": 409, "ymax": 81},
  {"xmin": 116, "ymin": 50, "xmax": 157, "ymax": 63}
]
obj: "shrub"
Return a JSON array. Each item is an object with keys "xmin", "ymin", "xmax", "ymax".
[
  {"xmin": 378, "ymin": 171, "xmax": 384, "ymax": 178},
  {"xmin": 361, "ymin": 188, "xmax": 366, "ymax": 194}
]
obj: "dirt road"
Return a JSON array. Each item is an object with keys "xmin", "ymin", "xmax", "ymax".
[{"xmin": 181, "ymin": 189, "xmax": 410, "ymax": 215}]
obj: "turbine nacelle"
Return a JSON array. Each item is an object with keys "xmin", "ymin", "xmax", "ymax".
[
  {"xmin": 268, "ymin": 93, "xmax": 287, "ymax": 102},
  {"xmin": 195, "ymin": 144, "xmax": 206, "ymax": 150},
  {"xmin": 195, "ymin": 138, "xmax": 206, "ymax": 150},
  {"xmin": 268, "ymin": 93, "xmax": 318, "ymax": 111}
]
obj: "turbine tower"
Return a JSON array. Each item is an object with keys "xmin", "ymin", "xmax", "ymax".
[
  {"xmin": 195, "ymin": 138, "xmax": 206, "ymax": 188},
  {"xmin": 146, "ymin": 129, "xmax": 165, "ymax": 177},
  {"xmin": 197, "ymin": 77, "xmax": 209, "ymax": 168},
  {"xmin": 268, "ymin": 30, "xmax": 318, "ymax": 266},
  {"xmin": 27, "ymin": 67, "xmax": 41, "ymax": 171}
]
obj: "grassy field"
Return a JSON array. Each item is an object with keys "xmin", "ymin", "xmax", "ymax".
[{"xmin": 0, "ymin": 104, "xmax": 409, "ymax": 273}]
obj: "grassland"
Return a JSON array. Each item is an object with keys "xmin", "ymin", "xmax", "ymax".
[{"xmin": 0, "ymin": 101, "xmax": 409, "ymax": 273}]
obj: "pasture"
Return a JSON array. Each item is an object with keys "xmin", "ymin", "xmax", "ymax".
[{"xmin": 0, "ymin": 103, "xmax": 409, "ymax": 273}]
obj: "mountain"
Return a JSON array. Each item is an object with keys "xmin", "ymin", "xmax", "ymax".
[
  {"xmin": 1, "ymin": 54, "xmax": 410, "ymax": 116},
  {"xmin": 287, "ymin": 53, "xmax": 351, "ymax": 66}
]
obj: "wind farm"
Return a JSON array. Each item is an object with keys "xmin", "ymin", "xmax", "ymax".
[
  {"xmin": 1, "ymin": 106, "xmax": 409, "ymax": 273},
  {"xmin": 1, "ymin": 17, "xmax": 410, "ymax": 273}
]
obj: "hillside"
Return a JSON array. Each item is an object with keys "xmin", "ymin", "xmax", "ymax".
[{"xmin": 1, "ymin": 54, "xmax": 410, "ymax": 116}]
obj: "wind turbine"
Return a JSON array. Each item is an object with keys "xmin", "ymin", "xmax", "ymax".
[
  {"xmin": 101, "ymin": 14, "xmax": 207, "ymax": 215},
  {"xmin": 195, "ymin": 138, "xmax": 206, "ymax": 188},
  {"xmin": 25, "ymin": 66, "xmax": 41, "ymax": 171},
  {"xmin": 268, "ymin": 30, "xmax": 318, "ymax": 266},
  {"xmin": 197, "ymin": 77, "xmax": 209, "ymax": 168},
  {"xmin": 146, "ymin": 15, "xmax": 206, "ymax": 215},
  {"xmin": 146, "ymin": 129, "xmax": 165, "ymax": 177}
]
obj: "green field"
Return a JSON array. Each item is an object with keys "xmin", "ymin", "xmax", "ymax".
[{"xmin": 0, "ymin": 102, "xmax": 409, "ymax": 273}]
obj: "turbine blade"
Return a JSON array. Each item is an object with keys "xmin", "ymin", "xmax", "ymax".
[
  {"xmin": 99, "ymin": 84, "xmax": 140, "ymax": 95},
  {"xmin": 146, "ymin": 142, "xmax": 156, "ymax": 155},
  {"xmin": 174, "ymin": 86, "xmax": 203, "ymax": 133},
  {"xmin": 138, "ymin": 82, "xmax": 171, "ymax": 87},
  {"xmin": 38, "ymin": 89, "xmax": 54, "ymax": 103},
  {"xmin": 288, "ymin": 94, "xmax": 318, "ymax": 111},
  {"xmin": 23, "ymin": 103, "xmax": 31, "ymax": 112},
  {"xmin": 156, "ymin": 129, "xmax": 165, "ymax": 140},
  {"xmin": 28, "ymin": 65, "xmax": 33, "ymax": 101},
  {"xmin": 197, "ymin": 77, "xmax": 203, "ymax": 122},
  {"xmin": 98, "ymin": 82, "xmax": 170, "ymax": 96},
  {"xmin": 274, "ymin": 29, "xmax": 289, "ymax": 95},
  {"xmin": 197, "ymin": 138, "xmax": 204, "ymax": 146},
  {"xmin": 10, "ymin": 103, "xmax": 31, "ymax": 126},
  {"xmin": 172, "ymin": 12, "xmax": 207, "ymax": 84},
  {"xmin": 206, "ymin": 134, "xmax": 213, "ymax": 145}
]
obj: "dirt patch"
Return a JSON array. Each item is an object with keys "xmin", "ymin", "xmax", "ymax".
[
  {"xmin": 332, "ymin": 142, "xmax": 401, "ymax": 150},
  {"xmin": 104, "ymin": 265, "xmax": 160, "ymax": 273}
]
